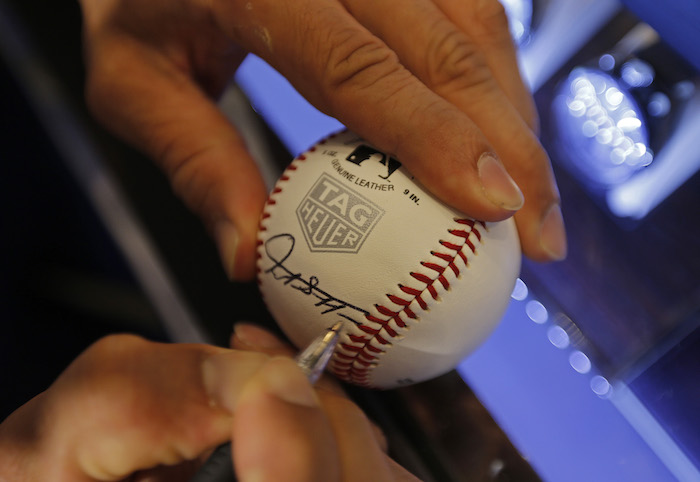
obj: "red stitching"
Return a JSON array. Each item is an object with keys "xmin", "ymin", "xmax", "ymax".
[
  {"xmin": 375, "ymin": 334, "xmax": 390, "ymax": 345},
  {"xmin": 341, "ymin": 343, "xmax": 362, "ymax": 352},
  {"xmin": 387, "ymin": 294, "xmax": 411, "ymax": 306},
  {"xmin": 409, "ymin": 271, "xmax": 428, "ymax": 282},
  {"xmin": 441, "ymin": 240, "xmax": 468, "ymax": 265},
  {"xmin": 257, "ymin": 136, "xmax": 486, "ymax": 388},
  {"xmin": 431, "ymin": 251, "xmax": 452, "ymax": 263},
  {"xmin": 337, "ymin": 217, "xmax": 484, "ymax": 386},
  {"xmin": 421, "ymin": 261, "xmax": 445, "ymax": 274},
  {"xmin": 257, "ymin": 136, "xmax": 326, "ymax": 249},
  {"xmin": 364, "ymin": 314, "xmax": 399, "ymax": 336},
  {"xmin": 257, "ymin": 137, "xmax": 335, "ymax": 347},
  {"xmin": 358, "ymin": 325, "xmax": 379, "ymax": 335},
  {"xmin": 376, "ymin": 305, "xmax": 398, "ymax": 317}
]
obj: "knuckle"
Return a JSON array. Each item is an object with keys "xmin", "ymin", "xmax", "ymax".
[
  {"xmin": 166, "ymin": 146, "xmax": 221, "ymax": 219},
  {"xmin": 425, "ymin": 22, "xmax": 493, "ymax": 95},
  {"xmin": 77, "ymin": 335, "xmax": 149, "ymax": 385},
  {"xmin": 86, "ymin": 333, "xmax": 148, "ymax": 360},
  {"xmin": 323, "ymin": 30, "xmax": 402, "ymax": 94},
  {"xmin": 321, "ymin": 391, "xmax": 370, "ymax": 424},
  {"xmin": 52, "ymin": 335, "xmax": 149, "ymax": 413},
  {"xmin": 82, "ymin": 37, "xmax": 125, "ymax": 120},
  {"xmin": 84, "ymin": 62, "xmax": 115, "ymax": 122},
  {"xmin": 473, "ymin": 0, "xmax": 511, "ymax": 37},
  {"xmin": 526, "ymin": 103, "xmax": 541, "ymax": 135},
  {"xmin": 507, "ymin": 127, "xmax": 548, "ymax": 179}
]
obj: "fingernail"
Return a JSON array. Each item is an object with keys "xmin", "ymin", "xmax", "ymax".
[
  {"xmin": 254, "ymin": 357, "xmax": 319, "ymax": 408},
  {"xmin": 214, "ymin": 220, "xmax": 239, "ymax": 280},
  {"xmin": 539, "ymin": 203, "xmax": 567, "ymax": 261},
  {"xmin": 477, "ymin": 153, "xmax": 524, "ymax": 211},
  {"xmin": 233, "ymin": 323, "xmax": 287, "ymax": 350},
  {"xmin": 201, "ymin": 351, "xmax": 267, "ymax": 411}
]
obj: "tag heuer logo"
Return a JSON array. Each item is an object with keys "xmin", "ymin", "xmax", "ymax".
[{"xmin": 296, "ymin": 174, "xmax": 384, "ymax": 253}]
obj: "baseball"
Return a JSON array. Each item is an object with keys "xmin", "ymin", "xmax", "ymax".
[{"xmin": 256, "ymin": 130, "xmax": 521, "ymax": 389}]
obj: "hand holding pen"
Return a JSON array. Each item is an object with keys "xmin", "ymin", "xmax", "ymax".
[
  {"xmin": 191, "ymin": 322, "xmax": 343, "ymax": 482},
  {"xmin": 0, "ymin": 323, "xmax": 418, "ymax": 481}
]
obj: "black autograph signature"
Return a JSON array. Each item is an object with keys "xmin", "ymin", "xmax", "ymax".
[{"xmin": 262, "ymin": 234, "xmax": 367, "ymax": 326}]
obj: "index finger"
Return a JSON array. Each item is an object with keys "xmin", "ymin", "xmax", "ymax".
[
  {"xmin": 45, "ymin": 336, "xmax": 268, "ymax": 480},
  {"xmin": 213, "ymin": 0, "xmax": 525, "ymax": 222},
  {"xmin": 338, "ymin": 0, "xmax": 565, "ymax": 261},
  {"xmin": 435, "ymin": 0, "xmax": 540, "ymax": 132},
  {"xmin": 231, "ymin": 323, "xmax": 347, "ymax": 395}
]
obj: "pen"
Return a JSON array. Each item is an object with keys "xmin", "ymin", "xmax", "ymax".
[
  {"xmin": 189, "ymin": 322, "xmax": 343, "ymax": 482},
  {"xmin": 294, "ymin": 321, "xmax": 342, "ymax": 384}
]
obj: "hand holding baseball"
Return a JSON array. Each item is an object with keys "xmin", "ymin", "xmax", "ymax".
[
  {"xmin": 0, "ymin": 326, "xmax": 418, "ymax": 481},
  {"xmin": 79, "ymin": 0, "xmax": 566, "ymax": 281}
]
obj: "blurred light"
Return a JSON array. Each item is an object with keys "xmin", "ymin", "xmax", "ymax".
[
  {"xmin": 621, "ymin": 59, "xmax": 655, "ymax": 88},
  {"xmin": 489, "ymin": 459, "xmax": 505, "ymax": 478},
  {"xmin": 553, "ymin": 67, "xmax": 653, "ymax": 188},
  {"xmin": 525, "ymin": 300, "xmax": 548, "ymax": 324},
  {"xmin": 647, "ymin": 92, "xmax": 671, "ymax": 117},
  {"xmin": 499, "ymin": 0, "xmax": 533, "ymax": 46},
  {"xmin": 511, "ymin": 278, "xmax": 529, "ymax": 301},
  {"xmin": 617, "ymin": 116, "xmax": 642, "ymax": 130},
  {"xmin": 605, "ymin": 87, "xmax": 624, "ymax": 107},
  {"xmin": 547, "ymin": 325, "xmax": 570, "ymax": 349},
  {"xmin": 598, "ymin": 54, "xmax": 616, "ymax": 71},
  {"xmin": 607, "ymin": 88, "xmax": 700, "ymax": 219},
  {"xmin": 672, "ymin": 80, "xmax": 695, "ymax": 100},
  {"xmin": 590, "ymin": 375, "xmax": 612, "ymax": 398},
  {"xmin": 569, "ymin": 351, "xmax": 592, "ymax": 374}
]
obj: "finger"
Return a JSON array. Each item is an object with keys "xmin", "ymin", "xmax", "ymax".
[
  {"xmin": 84, "ymin": 34, "xmax": 267, "ymax": 280},
  {"xmin": 386, "ymin": 456, "xmax": 423, "ymax": 481},
  {"xmin": 434, "ymin": 0, "xmax": 539, "ymax": 132},
  {"xmin": 230, "ymin": 322, "xmax": 296, "ymax": 356},
  {"xmin": 230, "ymin": 323, "xmax": 347, "ymax": 396},
  {"xmin": 213, "ymin": 0, "xmax": 524, "ymax": 222},
  {"xmin": 433, "ymin": 0, "xmax": 566, "ymax": 260},
  {"xmin": 130, "ymin": 459, "xmax": 202, "ymax": 482},
  {"xmin": 338, "ymin": 0, "xmax": 566, "ymax": 261},
  {"xmin": 232, "ymin": 357, "xmax": 341, "ymax": 482},
  {"xmin": 39, "ymin": 335, "xmax": 268, "ymax": 480},
  {"xmin": 318, "ymin": 392, "xmax": 404, "ymax": 481}
]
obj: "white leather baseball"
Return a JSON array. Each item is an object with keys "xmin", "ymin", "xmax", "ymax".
[{"xmin": 257, "ymin": 130, "xmax": 521, "ymax": 389}]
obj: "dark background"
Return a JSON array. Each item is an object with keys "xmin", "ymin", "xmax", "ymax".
[
  {"xmin": 3, "ymin": 0, "xmax": 700, "ymax": 480},
  {"xmin": 0, "ymin": 2, "xmax": 537, "ymax": 480}
]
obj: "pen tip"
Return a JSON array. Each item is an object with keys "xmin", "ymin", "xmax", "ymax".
[{"xmin": 330, "ymin": 321, "xmax": 344, "ymax": 333}]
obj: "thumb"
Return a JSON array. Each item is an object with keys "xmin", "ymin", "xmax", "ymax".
[
  {"xmin": 0, "ymin": 335, "xmax": 269, "ymax": 481},
  {"xmin": 232, "ymin": 357, "xmax": 341, "ymax": 482},
  {"xmin": 85, "ymin": 37, "xmax": 268, "ymax": 280}
]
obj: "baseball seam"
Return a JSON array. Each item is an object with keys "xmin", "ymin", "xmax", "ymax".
[
  {"xmin": 331, "ymin": 219, "xmax": 485, "ymax": 387},
  {"xmin": 257, "ymin": 135, "xmax": 486, "ymax": 388}
]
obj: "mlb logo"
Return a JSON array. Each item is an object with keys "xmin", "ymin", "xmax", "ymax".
[{"xmin": 296, "ymin": 174, "xmax": 384, "ymax": 253}]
